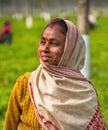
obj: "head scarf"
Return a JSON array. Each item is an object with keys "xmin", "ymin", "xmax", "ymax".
[{"xmin": 28, "ymin": 19, "xmax": 106, "ymax": 130}]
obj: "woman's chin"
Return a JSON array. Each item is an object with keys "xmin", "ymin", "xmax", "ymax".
[{"xmin": 41, "ymin": 61, "xmax": 50, "ymax": 67}]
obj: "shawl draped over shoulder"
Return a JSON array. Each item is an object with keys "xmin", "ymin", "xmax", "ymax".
[{"xmin": 28, "ymin": 20, "xmax": 106, "ymax": 130}]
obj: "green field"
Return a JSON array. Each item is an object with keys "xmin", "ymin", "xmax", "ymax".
[{"xmin": 0, "ymin": 14, "xmax": 108, "ymax": 129}]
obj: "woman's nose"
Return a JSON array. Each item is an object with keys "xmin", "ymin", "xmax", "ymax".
[{"xmin": 43, "ymin": 42, "xmax": 50, "ymax": 52}]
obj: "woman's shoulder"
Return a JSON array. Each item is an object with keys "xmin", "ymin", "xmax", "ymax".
[
  {"xmin": 16, "ymin": 72, "xmax": 31, "ymax": 91},
  {"xmin": 10, "ymin": 72, "xmax": 32, "ymax": 103},
  {"xmin": 12, "ymin": 72, "xmax": 31, "ymax": 95},
  {"xmin": 18, "ymin": 72, "xmax": 31, "ymax": 81}
]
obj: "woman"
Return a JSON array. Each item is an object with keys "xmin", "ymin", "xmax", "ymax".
[
  {"xmin": 3, "ymin": 18, "xmax": 106, "ymax": 130},
  {"xmin": 1, "ymin": 21, "xmax": 12, "ymax": 44}
]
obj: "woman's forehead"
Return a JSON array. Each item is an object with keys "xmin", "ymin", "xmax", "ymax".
[
  {"xmin": 42, "ymin": 25, "xmax": 66, "ymax": 43},
  {"xmin": 44, "ymin": 24, "xmax": 66, "ymax": 36},
  {"xmin": 43, "ymin": 25, "xmax": 62, "ymax": 35}
]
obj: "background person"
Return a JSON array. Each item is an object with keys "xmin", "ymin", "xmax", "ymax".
[
  {"xmin": 1, "ymin": 21, "xmax": 12, "ymax": 44},
  {"xmin": 88, "ymin": 13, "xmax": 98, "ymax": 29}
]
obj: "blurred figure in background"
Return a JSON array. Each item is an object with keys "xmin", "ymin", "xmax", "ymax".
[
  {"xmin": 0, "ymin": 21, "xmax": 12, "ymax": 44},
  {"xmin": 88, "ymin": 13, "xmax": 98, "ymax": 29}
]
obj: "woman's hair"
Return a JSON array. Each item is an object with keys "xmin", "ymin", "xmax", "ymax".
[{"xmin": 45, "ymin": 18, "xmax": 68, "ymax": 36}]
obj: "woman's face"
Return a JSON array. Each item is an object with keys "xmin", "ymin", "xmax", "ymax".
[{"xmin": 38, "ymin": 24, "xmax": 66, "ymax": 66}]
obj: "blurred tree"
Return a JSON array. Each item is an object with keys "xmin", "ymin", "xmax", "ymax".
[
  {"xmin": 25, "ymin": 0, "xmax": 33, "ymax": 28},
  {"xmin": 11, "ymin": 0, "xmax": 23, "ymax": 19},
  {"xmin": 77, "ymin": 0, "xmax": 90, "ymax": 34},
  {"xmin": 77, "ymin": 0, "xmax": 90, "ymax": 79}
]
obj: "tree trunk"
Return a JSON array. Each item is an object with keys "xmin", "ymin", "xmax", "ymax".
[
  {"xmin": 77, "ymin": 0, "xmax": 90, "ymax": 34},
  {"xmin": 77, "ymin": 0, "xmax": 90, "ymax": 78}
]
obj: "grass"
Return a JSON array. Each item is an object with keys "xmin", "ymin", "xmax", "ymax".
[
  {"xmin": 0, "ymin": 14, "xmax": 108, "ymax": 129},
  {"xmin": 90, "ymin": 16, "xmax": 108, "ymax": 126}
]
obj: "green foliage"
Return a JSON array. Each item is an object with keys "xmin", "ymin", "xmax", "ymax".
[
  {"xmin": 90, "ymin": 16, "xmax": 108, "ymax": 127},
  {"xmin": 0, "ymin": 15, "xmax": 108, "ymax": 129}
]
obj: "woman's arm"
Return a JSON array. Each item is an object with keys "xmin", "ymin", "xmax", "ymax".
[{"xmin": 3, "ymin": 73, "xmax": 30, "ymax": 130}]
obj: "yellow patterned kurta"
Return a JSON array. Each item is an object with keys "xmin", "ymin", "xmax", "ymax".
[{"xmin": 3, "ymin": 73, "xmax": 42, "ymax": 130}]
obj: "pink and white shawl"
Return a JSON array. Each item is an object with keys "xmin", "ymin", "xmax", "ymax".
[{"xmin": 28, "ymin": 20, "xmax": 106, "ymax": 130}]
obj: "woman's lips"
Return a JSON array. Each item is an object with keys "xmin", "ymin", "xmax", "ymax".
[{"xmin": 41, "ymin": 56, "xmax": 51, "ymax": 62}]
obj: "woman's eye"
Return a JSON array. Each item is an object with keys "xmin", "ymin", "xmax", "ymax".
[
  {"xmin": 50, "ymin": 42, "xmax": 55, "ymax": 44},
  {"xmin": 50, "ymin": 41, "xmax": 59, "ymax": 46},
  {"xmin": 40, "ymin": 40, "xmax": 46, "ymax": 44}
]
